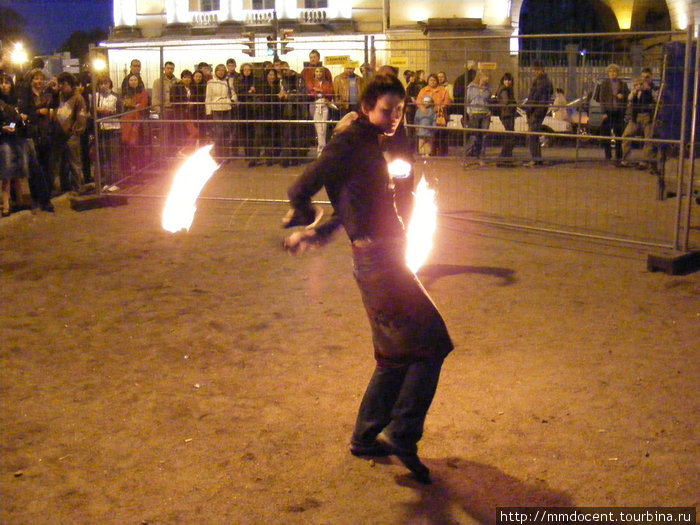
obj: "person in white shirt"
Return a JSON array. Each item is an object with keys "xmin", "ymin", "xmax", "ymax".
[{"xmin": 205, "ymin": 64, "xmax": 238, "ymax": 160}]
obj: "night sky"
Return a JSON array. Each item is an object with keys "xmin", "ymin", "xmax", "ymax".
[{"xmin": 2, "ymin": 0, "xmax": 113, "ymax": 55}]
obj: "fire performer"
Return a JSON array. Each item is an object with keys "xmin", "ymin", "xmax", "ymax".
[{"xmin": 283, "ymin": 73, "xmax": 453, "ymax": 484}]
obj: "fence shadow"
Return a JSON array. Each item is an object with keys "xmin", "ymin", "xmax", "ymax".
[{"xmin": 418, "ymin": 263, "xmax": 517, "ymax": 287}]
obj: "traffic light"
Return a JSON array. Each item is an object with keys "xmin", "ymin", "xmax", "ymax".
[
  {"xmin": 266, "ymin": 35, "xmax": 276, "ymax": 56},
  {"xmin": 242, "ymin": 32, "xmax": 255, "ymax": 57},
  {"xmin": 281, "ymin": 29, "xmax": 294, "ymax": 55}
]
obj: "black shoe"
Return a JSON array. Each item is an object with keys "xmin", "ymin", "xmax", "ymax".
[
  {"xmin": 247, "ymin": 160, "xmax": 259, "ymax": 168},
  {"xmin": 376, "ymin": 432, "xmax": 431, "ymax": 484},
  {"xmin": 265, "ymin": 159, "xmax": 274, "ymax": 166},
  {"xmin": 350, "ymin": 440, "xmax": 391, "ymax": 457},
  {"xmin": 41, "ymin": 203, "xmax": 55, "ymax": 213}
]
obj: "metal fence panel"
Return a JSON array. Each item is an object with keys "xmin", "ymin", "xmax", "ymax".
[{"xmin": 95, "ymin": 30, "xmax": 698, "ymax": 250}]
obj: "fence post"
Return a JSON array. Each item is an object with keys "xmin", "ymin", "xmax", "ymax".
[
  {"xmin": 681, "ymin": 25, "xmax": 699, "ymax": 252},
  {"xmin": 672, "ymin": 25, "xmax": 693, "ymax": 251}
]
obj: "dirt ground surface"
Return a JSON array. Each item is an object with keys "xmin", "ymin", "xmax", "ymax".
[{"xmin": 1, "ymin": 159, "xmax": 699, "ymax": 524}]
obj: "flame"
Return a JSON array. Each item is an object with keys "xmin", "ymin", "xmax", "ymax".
[
  {"xmin": 405, "ymin": 177, "xmax": 437, "ymax": 273},
  {"xmin": 388, "ymin": 158, "xmax": 412, "ymax": 179},
  {"xmin": 162, "ymin": 145, "xmax": 219, "ymax": 233}
]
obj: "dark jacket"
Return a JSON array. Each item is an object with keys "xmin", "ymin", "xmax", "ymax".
[
  {"xmin": 288, "ymin": 118, "xmax": 405, "ymax": 243},
  {"xmin": 496, "ymin": 84, "xmax": 517, "ymax": 119},
  {"xmin": 599, "ymin": 78, "xmax": 630, "ymax": 113},
  {"xmin": 525, "ymin": 73, "xmax": 554, "ymax": 120},
  {"xmin": 628, "ymin": 85, "xmax": 655, "ymax": 119}
]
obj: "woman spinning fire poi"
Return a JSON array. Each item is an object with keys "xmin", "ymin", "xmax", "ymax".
[{"xmin": 283, "ymin": 73, "xmax": 453, "ymax": 484}]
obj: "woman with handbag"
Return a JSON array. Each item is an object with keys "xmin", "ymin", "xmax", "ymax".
[{"xmin": 416, "ymin": 74, "xmax": 451, "ymax": 156}]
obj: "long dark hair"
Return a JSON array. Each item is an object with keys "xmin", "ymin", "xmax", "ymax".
[
  {"xmin": 124, "ymin": 74, "xmax": 144, "ymax": 96},
  {"xmin": 0, "ymin": 72, "xmax": 16, "ymax": 104}
]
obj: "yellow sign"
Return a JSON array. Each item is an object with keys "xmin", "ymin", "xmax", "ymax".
[
  {"xmin": 478, "ymin": 62, "xmax": 497, "ymax": 70},
  {"xmin": 343, "ymin": 61, "xmax": 360, "ymax": 69},
  {"xmin": 325, "ymin": 55, "xmax": 351, "ymax": 65},
  {"xmin": 389, "ymin": 56, "xmax": 409, "ymax": 67}
]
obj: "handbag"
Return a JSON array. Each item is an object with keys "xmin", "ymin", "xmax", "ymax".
[{"xmin": 435, "ymin": 108, "xmax": 447, "ymax": 126}]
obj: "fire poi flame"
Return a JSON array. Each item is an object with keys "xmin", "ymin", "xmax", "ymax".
[
  {"xmin": 387, "ymin": 158, "xmax": 412, "ymax": 179},
  {"xmin": 405, "ymin": 177, "xmax": 437, "ymax": 273},
  {"xmin": 387, "ymin": 159, "xmax": 437, "ymax": 273},
  {"xmin": 162, "ymin": 145, "xmax": 219, "ymax": 233}
]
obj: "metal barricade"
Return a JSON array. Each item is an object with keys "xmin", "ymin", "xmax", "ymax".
[{"xmin": 94, "ymin": 30, "xmax": 698, "ymax": 251}]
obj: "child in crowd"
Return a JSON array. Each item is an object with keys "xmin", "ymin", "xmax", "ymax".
[{"xmin": 414, "ymin": 95, "xmax": 436, "ymax": 156}]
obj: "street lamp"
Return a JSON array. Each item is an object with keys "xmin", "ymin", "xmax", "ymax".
[{"xmin": 10, "ymin": 42, "xmax": 28, "ymax": 68}]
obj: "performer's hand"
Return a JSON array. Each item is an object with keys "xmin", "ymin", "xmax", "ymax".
[
  {"xmin": 333, "ymin": 111, "xmax": 359, "ymax": 135},
  {"xmin": 284, "ymin": 230, "xmax": 316, "ymax": 255}
]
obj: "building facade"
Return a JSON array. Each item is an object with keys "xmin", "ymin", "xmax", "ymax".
[{"xmin": 104, "ymin": 0, "xmax": 696, "ymax": 93}]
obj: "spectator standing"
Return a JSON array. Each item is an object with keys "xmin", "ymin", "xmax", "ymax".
[
  {"xmin": 205, "ymin": 64, "xmax": 237, "ymax": 160},
  {"xmin": 257, "ymin": 68, "xmax": 283, "ymax": 165},
  {"xmin": 334, "ymin": 64, "xmax": 365, "ymax": 117},
  {"xmin": 414, "ymin": 95, "xmax": 436, "ymax": 156},
  {"xmin": 453, "ymin": 60, "xmax": 477, "ymax": 116},
  {"xmin": 1, "ymin": 73, "xmax": 28, "ymax": 215},
  {"xmin": 279, "ymin": 61, "xmax": 306, "ymax": 167},
  {"xmin": 120, "ymin": 59, "xmax": 145, "ymax": 95},
  {"xmin": 51, "ymin": 72, "xmax": 87, "ymax": 192},
  {"xmin": 405, "ymin": 70, "xmax": 426, "ymax": 141},
  {"xmin": 151, "ymin": 61, "xmax": 176, "ymax": 117},
  {"xmin": 152, "ymin": 61, "xmax": 177, "ymax": 152},
  {"xmin": 237, "ymin": 63, "xmax": 259, "ymax": 167},
  {"xmin": 495, "ymin": 72, "xmax": 517, "ymax": 160},
  {"xmin": 301, "ymin": 49, "xmax": 333, "ymax": 92},
  {"xmin": 416, "ymin": 74, "xmax": 451, "ymax": 156},
  {"xmin": 18, "ymin": 68, "xmax": 54, "ymax": 206},
  {"xmin": 197, "ymin": 62, "xmax": 213, "ymax": 82},
  {"xmin": 464, "ymin": 71, "xmax": 492, "ymax": 164},
  {"xmin": 437, "ymin": 71, "xmax": 454, "ymax": 101},
  {"xmin": 191, "ymin": 69, "xmax": 207, "ymax": 130},
  {"xmin": 524, "ymin": 60, "xmax": 553, "ymax": 166},
  {"xmin": 620, "ymin": 75, "xmax": 655, "ymax": 168},
  {"xmin": 94, "ymin": 75, "xmax": 121, "ymax": 185},
  {"xmin": 226, "ymin": 58, "xmax": 241, "ymax": 156},
  {"xmin": 77, "ymin": 73, "xmax": 94, "ymax": 183},
  {"xmin": 171, "ymin": 70, "xmax": 198, "ymax": 155},
  {"xmin": 308, "ymin": 66, "xmax": 334, "ymax": 156},
  {"xmin": 120, "ymin": 73, "xmax": 149, "ymax": 179},
  {"xmin": 598, "ymin": 63, "xmax": 630, "ymax": 162}
]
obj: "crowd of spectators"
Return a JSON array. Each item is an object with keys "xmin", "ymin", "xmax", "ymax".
[{"xmin": 1, "ymin": 49, "xmax": 660, "ymax": 217}]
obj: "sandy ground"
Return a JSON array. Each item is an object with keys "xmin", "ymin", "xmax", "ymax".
[{"xmin": 1, "ymin": 160, "xmax": 699, "ymax": 524}]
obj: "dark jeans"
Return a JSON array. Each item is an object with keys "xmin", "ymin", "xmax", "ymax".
[
  {"xmin": 527, "ymin": 114, "xmax": 545, "ymax": 160},
  {"xmin": 500, "ymin": 116, "xmax": 515, "ymax": 157},
  {"xmin": 601, "ymin": 109, "xmax": 626, "ymax": 159},
  {"xmin": 23, "ymin": 138, "xmax": 52, "ymax": 206},
  {"xmin": 352, "ymin": 357, "xmax": 444, "ymax": 453}
]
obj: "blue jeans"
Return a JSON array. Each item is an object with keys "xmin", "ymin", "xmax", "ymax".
[{"xmin": 351, "ymin": 357, "xmax": 444, "ymax": 453}]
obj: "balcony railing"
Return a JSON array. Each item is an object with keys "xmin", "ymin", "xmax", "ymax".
[
  {"xmin": 187, "ymin": 7, "xmax": 336, "ymax": 29},
  {"xmin": 299, "ymin": 8, "xmax": 328, "ymax": 24},
  {"xmin": 191, "ymin": 12, "xmax": 219, "ymax": 27},
  {"xmin": 245, "ymin": 9, "xmax": 274, "ymax": 25}
]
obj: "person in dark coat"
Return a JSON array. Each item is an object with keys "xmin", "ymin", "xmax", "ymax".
[
  {"xmin": 598, "ymin": 63, "xmax": 630, "ymax": 161},
  {"xmin": 495, "ymin": 72, "xmax": 517, "ymax": 159},
  {"xmin": 524, "ymin": 60, "xmax": 554, "ymax": 165},
  {"xmin": 282, "ymin": 73, "xmax": 453, "ymax": 484}
]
